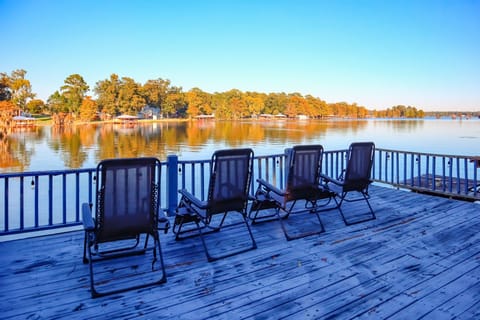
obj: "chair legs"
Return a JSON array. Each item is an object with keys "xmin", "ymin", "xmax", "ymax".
[
  {"xmin": 248, "ymin": 191, "xmax": 280, "ymax": 224},
  {"xmin": 83, "ymin": 232, "xmax": 88, "ymax": 264},
  {"xmin": 173, "ymin": 208, "xmax": 206, "ymax": 240},
  {"xmin": 199, "ymin": 214, "xmax": 257, "ymax": 262},
  {"xmin": 174, "ymin": 209, "xmax": 257, "ymax": 262},
  {"xmin": 84, "ymin": 232, "xmax": 167, "ymax": 298},
  {"xmin": 335, "ymin": 191, "xmax": 376, "ymax": 226},
  {"xmin": 276, "ymin": 201, "xmax": 326, "ymax": 241}
]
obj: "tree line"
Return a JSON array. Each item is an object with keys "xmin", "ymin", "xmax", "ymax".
[{"xmin": 1, "ymin": 69, "xmax": 425, "ymax": 121}]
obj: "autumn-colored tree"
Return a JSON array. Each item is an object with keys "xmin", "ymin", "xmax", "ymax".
[
  {"xmin": 26, "ymin": 99, "xmax": 45, "ymax": 114},
  {"xmin": 217, "ymin": 89, "xmax": 249, "ymax": 119},
  {"xmin": 163, "ymin": 87, "xmax": 185, "ymax": 118},
  {"xmin": 117, "ymin": 77, "xmax": 145, "ymax": 115},
  {"xmin": 373, "ymin": 105, "xmax": 424, "ymax": 118},
  {"xmin": 185, "ymin": 87, "xmax": 212, "ymax": 118},
  {"xmin": 245, "ymin": 92, "xmax": 265, "ymax": 117},
  {"xmin": 357, "ymin": 105, "xmax": 368, "ymax": 118},
  {"xmin": 60, "ymin": 74, "xmax": 89, "ymax": 114},
  {"xmin": 215, "ymin": 94, "xmax": 229, "ymax": 118},
  {"xmin": 184, "ymin": 90, "xmax": 201, "ymax": 118},
  {"xmin": 285, "ymin": 94, "xmax": 308, "ymax": 118},
  {"xmin": 212, "ymin": 91, "xmax": 231, "ymax": 119},
  {"xmin": 3, "ymin": 69, "xmax": 428, "ymax": 120},
  {"xmin": 47, "ymin": 91, "xmax": 67, "ymax": 113},
  {"xmin": 264, "ymin": 93, "xmax": 288, "ymax": 115},
  {"xmin": 143, "ymin": 78, "xmax": 170, "ymax": 109},
  {"xmin": 0, "ymin": 72, "xmax": 11, "ymax": 101},
  {"xmin": 79, "ymin": 96, "xmax": 98, "ymax": 121},
  {"xmin": 330, "ymin": 102, "xmax": 349, "ymax": 118},
  {"xmin": 0, "ymin": 100, "xmax": 18, "ymax": 130},
  {"xmin": 284, "ymin": 98, "xmax": 297, "ymax": 118},
  {"xmin": 304, "ymin": 95, "xmax": 328, "ymax": 118},
  {"xmin": 95, "ymin": 74, "xmax": 120, "ymax": 117},
  {"xmin": 9, "ymin": 69, "xmax": 35, "ymax": 110}
]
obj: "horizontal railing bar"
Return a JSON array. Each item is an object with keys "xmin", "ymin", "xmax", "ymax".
[
  {"xmin": 1, "ymin": 148, "xmax": 479, "ymax": 236},
  {"xmin": 375, "ymin": 148, "xmax": 480, "ymax": 160},
  {"xmin": 0, "ymin": 168, "xmax": 95, "ymax": 178}
]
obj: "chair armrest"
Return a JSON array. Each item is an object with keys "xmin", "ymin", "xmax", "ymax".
[
  {"xmin": 158, "ymin": 211, "xmax": 170, "ymax": 234},
  {"xmin": 82, "ymin": 203, "xmax": 95, "ymax": 231},
  {"xmin": 178, "ymin": 189, "xmax": 208, "ymax": 209},
  {"xmin": 256, "ymin": 178, "xmax": 286, "ymax": 197},
  {"xmin": 319, "ymin": 174, "xmax": 344, "ymax": 187},
  {"xmin": 319, "ymin": 173, "xmax": 331, "ymax": 182}
]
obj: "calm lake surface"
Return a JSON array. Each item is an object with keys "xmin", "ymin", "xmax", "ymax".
[{"xmin": 2, "ymin": 118, "xmax": 480, "ymax": 173}]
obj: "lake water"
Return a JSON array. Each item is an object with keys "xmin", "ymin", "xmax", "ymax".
[{"xmin": 2, "ymin": 118, "xmax": 480, "ymax": 173}]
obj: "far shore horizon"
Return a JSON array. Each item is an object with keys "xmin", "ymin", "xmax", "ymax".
[{"xmin": 10, "ymin": 110, "xmax": 480, "ymax": 127}]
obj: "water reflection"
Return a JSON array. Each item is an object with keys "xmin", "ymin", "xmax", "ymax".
[
  {"xmin": 0, "ymin": 126, "xmax": 43, "ymax": 172},
  {"xmin": 50, "ymin": 125, "xmax": 90, "ymax": 169},
  {"xmin": 1, "ymin": 119, "xmax": 478, "ymax": 173}
]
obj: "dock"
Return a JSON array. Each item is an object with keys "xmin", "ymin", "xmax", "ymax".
[
  {"xmin": 1, "ymin": 185, "xmax": 480, "ymax": 319},
  {"xmin": 404, "ymin": 174, "xmax": 480, "ymax": 200},
  {"xmin": 12, "ymin": 115, "xmax": 36, "ymax": 128}
]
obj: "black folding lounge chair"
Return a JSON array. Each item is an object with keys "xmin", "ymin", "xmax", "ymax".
[
  {"xmin": 173, "ymin": 148, "xmax": 257, "ymax": 262},
  {"xmin": 82, "ymin": 157, "xmax": 167, "ymax": 298},
  {"xmin": 321, "ymin": 142, "xmax": 376, "ymax": 225},
  {"xmin": 249, "ymin": 145, "xmax": 335, "ymax": 241}
]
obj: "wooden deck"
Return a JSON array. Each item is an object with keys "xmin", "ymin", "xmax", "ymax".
[{"xmin": 1, "ymin": 185, "xmax": 480, "ymax": 319}]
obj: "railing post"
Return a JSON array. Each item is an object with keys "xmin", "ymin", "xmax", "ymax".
[
  {"xmin": 166, "ymin": 155, "xmax": 179, "ymax": 217},
  {"xmin": 4, "ymin": 177, "xmax": 9, "ymax": 232},
  {"xmin": 284, "ymin": 148, "xmax": 292, "ymax": 181}
]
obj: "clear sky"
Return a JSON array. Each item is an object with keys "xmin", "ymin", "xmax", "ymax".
[{"xmin": 1, "ymin": 0, "xmax": 479, "ymax": 111}]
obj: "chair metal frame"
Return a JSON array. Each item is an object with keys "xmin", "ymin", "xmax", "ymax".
[
  {"xmin": 172, "ymin": 148, "xmax": 257, "ymax": 262},
  {"xmin": 249, "ymin": 145, "xmax": 335, "ymax": 241},
  {"xmin": 82, "ymin": 157, "xmax": 167, "ymax": 298},
  {"xmin": 321, "ymin": 142, "xmax": 376, "ymax": 225}
]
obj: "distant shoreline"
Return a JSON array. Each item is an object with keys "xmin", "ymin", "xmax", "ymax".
[{"xmin": 16, "ymin": 115, "xmax": 480, "ymax": 128}]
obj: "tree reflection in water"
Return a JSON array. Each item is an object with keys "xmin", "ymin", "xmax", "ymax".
[
  {"xmin": 0, "ymin": 119, "xmax": 418, "ymax": 173},
  {"xmin": 1, "ymin": 126, "xmax": 42, "ymax": 172}
]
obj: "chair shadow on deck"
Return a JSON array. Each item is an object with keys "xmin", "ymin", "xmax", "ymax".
[
  {"xmin": 172, "ymin": 148, "xmax": 257, "ymax": 262},
  {"xmin": 321, "ymin": 142, "xmax": 376, "ymax": 226},
  {"xmin": 249, "ymin": 145, "xmax": 337, "ymax": 241},
  {"xmin": 82, "ymin": 157, "xmax": 168, "ymax": 298}
]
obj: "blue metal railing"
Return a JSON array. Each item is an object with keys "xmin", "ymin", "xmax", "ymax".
[
  {"xmin": 1, "ymin": 148, "xmax": 479, "ymax": 235},
  {"xmin": 1, "ymin": 168, "xmax": 95, "ymax": 234},
  {"xmin": 0, "ymin": 153, "xmax": 286, "ymax": 235},
  {"xmin": 372, "ymin": 149, "xmax": 479, "ymax": 199}
]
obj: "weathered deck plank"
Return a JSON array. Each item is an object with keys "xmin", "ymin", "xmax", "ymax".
[{"xmin": 1, "ymin": 185, "xmax": 480, "ymax": 319}]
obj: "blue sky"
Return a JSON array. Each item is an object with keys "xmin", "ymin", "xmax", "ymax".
[{"xmin": 1, "ymin": 0, "xmax": 479, "ymax": 111}]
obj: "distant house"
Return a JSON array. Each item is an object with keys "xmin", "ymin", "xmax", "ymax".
[{"xmin": 140, "ymin": 106, "xmax": 160, "ymax": 119}]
